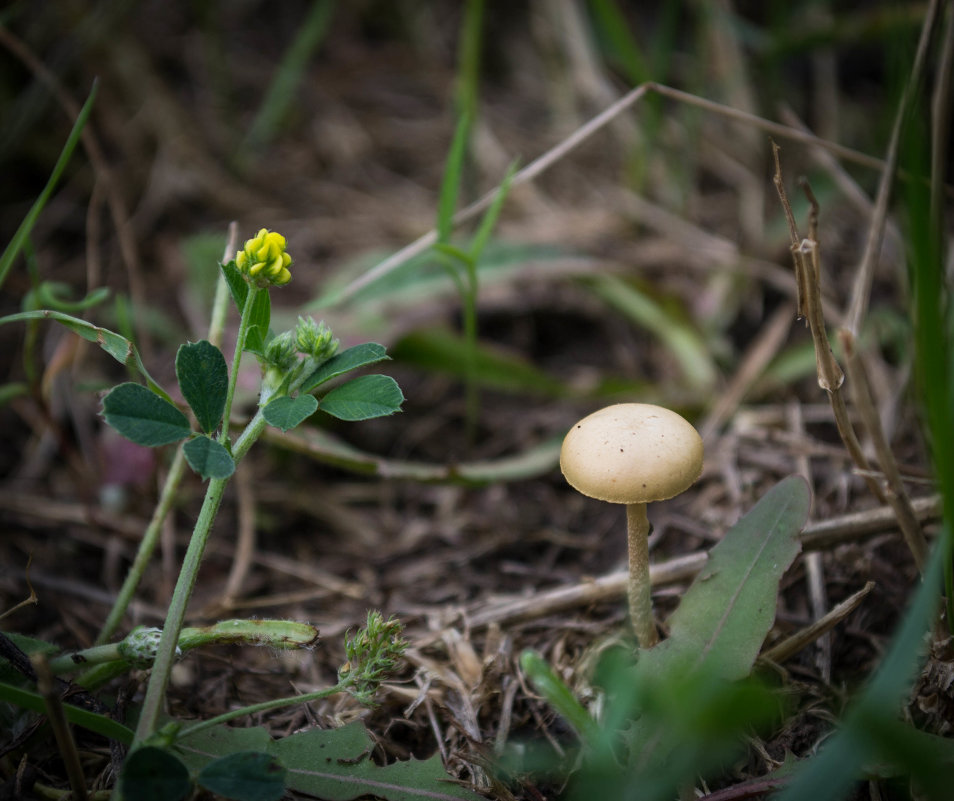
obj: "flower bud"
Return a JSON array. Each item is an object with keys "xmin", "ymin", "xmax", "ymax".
[
  {"xmin": 118, "ymin": 626, "xmax": 181, "ymax": 668},
  {"xmin": 263, "ymin": 330, "xmax": 298, "ymax": 372},
  {"xmin": 236, "ymin": 228, "xmax": 292, "ymax": 287},
  {"xmin": 295, "ymin": 316, "xmax": 339, "ymax": 361}
]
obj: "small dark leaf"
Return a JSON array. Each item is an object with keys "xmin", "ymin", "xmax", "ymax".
[
  {"xmin": 301, "ymin": 342, "xmax": 389, "ymax": 392},
  {"xmin": 119, "ymin": 746, "xmax": 191, "ymax": 801},
  {"xmin": 176, "ymin": 340, "xmax": 228, "ymax": 433},
  {"xmin": 197, "ymin": 751, "xmax": 286, "ymax": 801},
  {"xmin": 183, "ymin": 435, "xmax": 235, "ymax": 480},
  {"xmin": 263, "ymin": 395, "xmax": 318, "ymax": 432},
  {"xmin": 102, "ymin": 383, "xmax": 191, "ymax": 446},
  {"xmin": 319, "ymin": 375, "xmax": 404, "ymax": 421}
]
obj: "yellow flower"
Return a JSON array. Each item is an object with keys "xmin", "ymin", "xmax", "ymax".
[{"xmin": 236, "ymin": 228, "xmax": 292, "ymax": 287}]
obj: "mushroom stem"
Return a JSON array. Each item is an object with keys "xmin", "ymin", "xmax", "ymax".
[{"xmin": 626, "ymin": 503, "xmax": 658, "ymax": 648}]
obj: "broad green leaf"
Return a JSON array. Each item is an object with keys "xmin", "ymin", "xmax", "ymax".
[
  {"xmin": 639, "ymin": 476, "xmax": 809, "ymax": 681},
  {"xmin": 263, "ymin": 395, "xmax": 318, "ymax": 432},
  {"xmin": 176, "ymin": 721, "xmax": 481, "ymax": 801},
  {"xmin": 119, "ymin": 746, "xmax": 191, "ymax": 801},
  {"xmin": 176, "ymin": 340, "xmax": 228, "ymax": 433},
  {"xmin": 319, "ymin": 375, "xmax": 403, "ymax": 421},
  {"xmin": 183, "ymin": 435, "xmax": 235, "ymax": 480},
  {"xmin": 197, "ymin": 751, "xmax": 286, "ymax": 801},
  {"xmin": 0, "ymin": 680, "xmax": 134, "ymax": 744},
  {"xmin": 0, "ymin": 310, "xmax": 170, "ymax": 401},
  {"xmin": 220, "ymin": 261, "xmax": 271, "ymax": 355},
  {"xmin": 300, "ymin": 342, "xmax": 389, "ymax": 392},
  {"xmin": 274, "ymin": 723, "xmax": 482, "ymax": 801},
  {"xmin": 0, "ymin": 81, "xmax": 97, "ymax": 290},
  {"xmin": 102, "ymin": 383, "xmax": 191, "ymax": 446}
]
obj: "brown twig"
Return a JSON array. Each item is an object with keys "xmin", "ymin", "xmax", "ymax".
[
  {"xmin": 839, "ymin": 330, "xmax": 929, "ymax": 572},
  {"xmin": 772, "ymin": 143, "xmax": 887, "ymax": 506}
]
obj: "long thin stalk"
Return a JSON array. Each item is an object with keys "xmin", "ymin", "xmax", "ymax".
[{"xmin": 133, "ymin": 287, "xmax": 259, "ymax": 744}]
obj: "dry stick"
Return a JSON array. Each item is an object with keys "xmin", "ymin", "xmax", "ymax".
[
  {"xmin": 31, "ymin": 654, "xmax": 88, "ymax": 801},
  {"xmin": 333, "ymin": 81, "xmax": 909, "ymax": 306},
  {"xmin": 839, "ymin": 330, "xmax": 929, "ymax": 572},
  {"xmin": 844, "ymin": 0, "xmax": 942, "ymax": 336},
  {"xmin": 699, "ymin": 304, "xmax": 793, "ymax": 443},
  {"xmin": 760, "ymin": 581, "xmax": 875, "ymax": 667},
  {"xmin": 771, "ymin": 144, "xmax": 887, "ymax": 505},
  {"xmin": 460, "ymin": 496, "xmax": 940, "ymax": 632}
]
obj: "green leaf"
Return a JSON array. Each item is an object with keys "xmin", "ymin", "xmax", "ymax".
[
  {"xmin": 436, "ymin": 111, "xmax": 472, "ymax": 245},
  {"xmin": 176, "ymin": 340, "xmax": 228, "ymax": 433},
  {"xmin": 274, "ymin": 723, "xmax": 482, "ymax": 801},
  {"xmin": 639, "ymin": 476, "xmax": 809, "ymax": 682},
  {"xmin": 0, "ymin": 81, "xmax": 98, "ymax": 291},
  {"xmin": 0, "ymin": 310, "xmax": 171, "ymax": 401},
  {"xmin": 520, "ymin": 650, "xmax": 597, "ymax": 740},
  {"xmin": 319, "ymin": 375, "xmax": 404, "ymax": 421},
  {"xmin": 301, "ymin": 342, "xmax": 389, "ymax": 392},
  {"xmin": 263, "ymin": 395, "xmax": 318, "ymax": 432},
  {"xmin": 183, "ymin": 435, "xmax": 235, "ymax": 480},
  {"xmin": 102, "ymin": 383, "xmax": 191, "ymax": 446},
  {"xmin": 197, "ymin": 751, "xmax": 286, "ymax": 801},
  {"xmin": 119, "ymin": 746, "xmax": 191, "ymax": 801},
  {"xmin": 176, "ymin": 721, "xmax": 481, "ymax": 801},
  {"xmin": 221, "ymin": 261, "xmax": 271, "ymax": 355},
  {"xmin": 0, "ymin": 679, "xmax": 134, "ymax": 744}
]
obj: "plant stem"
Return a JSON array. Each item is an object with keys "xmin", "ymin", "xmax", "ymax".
[
  {"xmin": 626, "ymin": 503, "xmax": 658, "ymax": 648},
  {"xmin": 133, "ymin": 286, "xmax": 261, "ymax": 744},
  {"xmin": 132, "ymin": 474, "xmax": 231, "ymax": 743},
  {"xmin": 220, "ymin": 286, "xmax": 260, "ymax": 449},
  {"xmin": 176, "ymin": 681, "xmax": 350, "ymax": 741}
]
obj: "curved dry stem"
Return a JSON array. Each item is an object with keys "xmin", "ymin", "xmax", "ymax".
[{"xmin": 626, "ymin": 503, "xmax": 658, "ymax": 648}]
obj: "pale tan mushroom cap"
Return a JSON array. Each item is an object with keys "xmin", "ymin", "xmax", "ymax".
[{"xmin": 560, "ymin": 403, "xmax": 703, "ymax": 504}]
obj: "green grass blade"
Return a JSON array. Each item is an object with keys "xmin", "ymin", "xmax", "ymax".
[
  {"xmin": 0, "ymin": 80, "xmax": 98, "ymax": 290},
  {"xmin": 0, "ymin": 680, "xmax": 133, "ymax": 744},
  {"xmin": 436, "ymin": 112, "xmax": 473, "ymax": 245}
]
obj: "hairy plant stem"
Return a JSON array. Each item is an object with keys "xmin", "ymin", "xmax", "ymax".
[{"xmin": 133, "ymin": 287, "xmax": 262, "ymax": 745}]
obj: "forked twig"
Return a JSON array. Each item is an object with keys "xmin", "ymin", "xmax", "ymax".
[{"xmin": 772, "ymin": 143, "xmax": 886, "ymax": 507}]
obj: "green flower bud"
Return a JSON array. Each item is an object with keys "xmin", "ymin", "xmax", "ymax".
[
  {"xmin": 294, "ymin": 316, "xmax": 339, "ymax": 361},
  {"xmin": 263, "ymin": 330, "xmax": 298, "ymax": 371},
  {"xmin": 118, "ymin": 627, "xmax": 181, "ymax": 668},
  {"xmin": 236, "ymin": 228, "xmax": 292, "ymax": 287}
]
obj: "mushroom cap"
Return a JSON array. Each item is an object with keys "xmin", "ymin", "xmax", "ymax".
[{"xmin": 560, "ymin": 403, "xmax": 703, "ymax": 504}]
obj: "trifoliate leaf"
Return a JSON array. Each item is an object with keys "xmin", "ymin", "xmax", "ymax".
[
  {"xmin": 183, "ymin": 435, "xmax": 235, "ymax": 480},
  {"xmin": 319, "ymin": 375, "xmax": 403, "ymax": 421},
  {"xmin": 301, "ymin": 342, "xmax": 389, "ymax": 392},
  {"xmin": 176, "ymin": 340, "xmax": 228, "ymax": 434},
  {"xmin": 263, "ymin": 395, "xmax": 318, "ymax": 432},
  {"xmin": 102, "ymin": 383, "xmax": 191, "ymax": 446}
]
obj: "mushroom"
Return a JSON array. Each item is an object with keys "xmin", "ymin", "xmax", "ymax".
[{"xmin": 560, "ymin": 403, "xmax": 703, "ymax": 648}]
